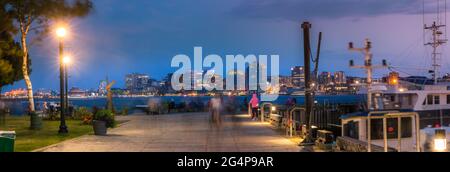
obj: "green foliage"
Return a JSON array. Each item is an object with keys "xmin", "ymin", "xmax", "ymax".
[
  {"xmin": 0, "ymin": 31, "xmax": 26, "ymax": 90},
  {"xmin": 93, "ymin": 109, "xmax": 116, "ymax": 128},
  {"xmin": 73, "ymin": 107, "xmax": 93, "ymax": 124},
  {"xmin": 3, "ymin": 0, "xmax": 94, "ymax": 39},
  {"xmin": 43, "ymin": 111, "xmax": 59, "ymax": 121},
  {"xmin": 120, "ymin": 107, "xmax": 129, "ymax": 116},
  {"xmin": 0, "ymin": 59, "xmax": 13, "ymax": 81},
  {"xmin": 0, "ymin": 116, "xmax": 93, "ymax": 152}
]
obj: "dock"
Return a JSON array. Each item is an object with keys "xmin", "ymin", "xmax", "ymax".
[{"xmin": 36, "ymin": 112, "xmax": 302, "ymax": 152}]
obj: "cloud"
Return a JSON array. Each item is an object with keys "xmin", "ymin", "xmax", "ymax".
[{"xmin": 230, "ymin": 0, "xmax": 433, "ymax": 21}]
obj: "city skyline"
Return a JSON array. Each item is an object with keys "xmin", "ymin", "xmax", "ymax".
[
  {"xmin": 2, "ymin": 68, "xmax": 373, "ymax": 94},
  {"xmin": 3, "ymin": 0, "xmax": 448, "ymax": 92}
]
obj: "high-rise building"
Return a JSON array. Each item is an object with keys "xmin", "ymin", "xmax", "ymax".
[
  {"xmin": 291, "ymin": 66, "xmax": 305, "ymax": 88},
  {"xmin": 68, "ymin": 87, "xmax": 86, "ymax": 97},
  {"xmin": 125, "ymin": 73, "xmax": 150, "ymax": 94},
  {"xmin": 245, "ymin": 61, "xmax": 261, "ymax": 91},
  {"xmin": 279, "ymin": 75, "xmax": 293, "ymax": 88},
  {"xmin": 318, "ymin": 72, "xmax": 333, "ymax": 85},
  {"xmin": 334, "ymin": 71, "xmax": 347, "ymax": 84},
  {"xmin": 98, "ymin": 80, "xmax": 107, "ymax": 96}
]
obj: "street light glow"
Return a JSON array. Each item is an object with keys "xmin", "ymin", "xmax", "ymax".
[
  {"xmin": 56, "ymin": 27, "xmax": 67, "ymax": 38},
  {"xmin": 63, "ymin": 56, "xmax": 71, "ymax": 64}
]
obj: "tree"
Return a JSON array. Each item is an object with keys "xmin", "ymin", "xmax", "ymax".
[
  {"xmin": 2, "ymin": 0, "xmax": 93, "ymax": 112},
  {"xmin": 0, "ymin": 3, "xmax": 25, "ymax": 97},
  {"xmin": 0, "ymin": 32, "xmax": 28, "ymax": 97}
]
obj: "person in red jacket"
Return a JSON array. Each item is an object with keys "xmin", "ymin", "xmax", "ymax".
[{"xmin": 249, "ymin": 93, "xmax": 259, "ymax": 121}]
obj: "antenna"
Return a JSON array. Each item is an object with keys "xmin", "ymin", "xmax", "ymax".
[
  {"xmin": 348, "ymin": 39, "xmax": 388, "ymax": 111},
  {"xmin": 424, "ymin": 0, "xmax": 448, "ymax": 84}
]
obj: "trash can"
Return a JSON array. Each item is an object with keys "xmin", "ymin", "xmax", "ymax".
[{"xmin": 0, "ymin": 131, "xmax": 16, "ymax": 152}]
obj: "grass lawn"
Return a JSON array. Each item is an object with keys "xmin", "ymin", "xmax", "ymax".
[{"xmin": 0, "ymin": 116, "xmax": 93, "ymax": 152}]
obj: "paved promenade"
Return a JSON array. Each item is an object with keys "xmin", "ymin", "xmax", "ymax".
[{"xmin": 37, "ymin": 112, "xmax": 301, "ymax": 152}]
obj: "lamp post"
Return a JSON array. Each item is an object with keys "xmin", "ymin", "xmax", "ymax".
[
  {"xmin": 63, "ymin": 56, "xmax": 71, "ymax": 117},
  {"xmin": 57, "ymin": 27, "xmax": 68, "ymax": 134}
]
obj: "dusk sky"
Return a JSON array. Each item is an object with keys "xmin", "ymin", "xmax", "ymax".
[{"xmin": 5, "ymin": 0, "xmax": 450, "ymax": 91}]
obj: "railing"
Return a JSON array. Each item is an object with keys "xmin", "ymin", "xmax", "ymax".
[
  {"xmin": 260, "ymin": 102, "xmax": 274, "ymax": 123},
  {"xmin": 367, "ymin": 111, "xmax": 421, "ymax": 152},
  {"xmin": 287, "ymin": 107, "xmax": 305, "ymax": 137}
]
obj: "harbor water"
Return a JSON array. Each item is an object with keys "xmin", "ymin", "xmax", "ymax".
[{"xmin": 0, "ymin": 95, "xmax": 364, "ymax": 116}]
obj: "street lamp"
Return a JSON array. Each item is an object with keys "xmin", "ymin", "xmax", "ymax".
[
  {"xmin": 57, "ymin": 26, "xmax": 68, "ymax": 134},
  {"xmin": 63, "ymin": 56, "xmax": 71, "ymax": 118}
]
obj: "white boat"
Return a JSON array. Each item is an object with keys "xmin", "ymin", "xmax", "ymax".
[
  {"xmin": 357, "ymin": 83, "xmax": 450, "ymax": 129},
  {"xmin": 339, "ymin": 82, "xmax": 450, "ymax": 152}
]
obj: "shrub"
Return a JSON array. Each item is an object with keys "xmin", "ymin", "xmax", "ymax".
[
  {"xmin": 73, "ymin": 107, "xmax": 93, "ymax": 120},
  {"xmin": 93, "ymin": 109, "xmax": 116, "ymax": 128},
  {"xmin": 43, "ymin": 111, "xmax": 60, "ymax": 121},
  {"xmin": 83, "ymin": 114, "xmax": 93, "ymax": 125},
  {"xmin": 161, "ymin": 102, "xmax": 169, "ymax": 114},
  {"xmin": 120, "ymin": 107, "xmax": 129, "ymax": 116}
]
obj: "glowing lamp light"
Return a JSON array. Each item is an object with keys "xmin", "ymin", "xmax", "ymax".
[
  {"xmin": 271, "ymin": 106, "xmax": 276, "ymax": 112},
  {"xmin": 399, "ymin": 88, "xmax": 405, "ymax": 92},
  {"xmin": 63, "ymin": 56, "xmax": 71, "ymax": 64},
  {"xmin": 434, "ymin": 139, "xmax": 447, "ymax": 152},
  {"xmin": 434, "ymin": 129, "xmax": 447, "ymax": 152},
  {"xmin": 56, "ymin": 27, "xmax": 67, "ymax": 38}
]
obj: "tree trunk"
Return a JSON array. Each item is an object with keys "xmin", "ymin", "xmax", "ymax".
[{"xmin": 21, "ymin": 32, "xmax": 35, "ymax": 112}]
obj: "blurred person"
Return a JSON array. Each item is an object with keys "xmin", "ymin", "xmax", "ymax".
[
  {"xmin": 147, "ymin": 97, "xmax": 162, "ymax": 115},
  {"xmin": 0, "ymin": 99, "xmax": 6, "ymax": 126},
  {"xmin": 210, "ymin": 95, "xmax": 222, "ymax": 125},
  {"xmin": 249, "ymin": 93, "xmax": 259, "ymax": 121}
]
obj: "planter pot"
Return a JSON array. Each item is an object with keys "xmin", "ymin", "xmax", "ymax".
[{"xmin": 93, "ymin": 120, "xmax": 107, "ymax": 136}]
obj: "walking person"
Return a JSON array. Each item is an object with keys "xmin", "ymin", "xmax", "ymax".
[
  {"xmin": 210, "ymin": 95, "xmax": 222, "ymax": 126},
  {"xmin": 0, "ymin": 99, "xmax": 5, "ymax": 126},
  {"xmin": 43, "ymin": 101, "xmax": 49, "ymax": 116},
  {"xmin": 249, "ymin": 93, "xmax": 259, "ymax": 121}
]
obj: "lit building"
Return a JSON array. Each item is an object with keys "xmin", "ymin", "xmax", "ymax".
[
  {"xmin": 98, "ymin": 80, "xmax": 107, "ymax": 96},
  {"xmin": 318, "ymin": 72, "xmax": 333, "ymax": 85},
  {"xmin": 4, "ymin": 88, "xmax": 27, "ymax": 97},
  {"xmin": 279, "ymin": 75, "xmax": 293, "ymax": 88},
  {"xmin": 334, "ymin": 71, "xmax": 347, "ymax": 84},
  {"xmin": 68, "ymin": 87, "xmax": 86, "ymax": 97},
  {"xmin": 291, "ymin": 66, "xmax": 305, "ymax": 88},
  {"xmin": 125, "ymin": 73, "xmax": 150, "ymax": 94},
  {"xmin": 35, "ymin": 89, "xmax": 52, "ymax": 97},
  {"xmin": 245, "ymin": 61, "xmax": 261, "ymax": 92}
]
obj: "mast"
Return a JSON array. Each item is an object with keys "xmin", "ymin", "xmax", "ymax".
[
  {"xmin": 425, "ymin": 22, "xmax": 447, "ymax": 84},
  {"xmin": 424, "ymin": 0, "xmax": 448, "ymax": 84},
  {"xmin": 300, "ymin": 21, "xmax": 315, "ymax": 145},
  {"xmin": 348, "ymin": 39, "xmax": 388, "ymax": 111}
]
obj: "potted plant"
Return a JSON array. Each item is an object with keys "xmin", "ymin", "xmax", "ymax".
[{"xmin": 92, "ymin": 109, "xmax": 116, "ymax": 136}]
